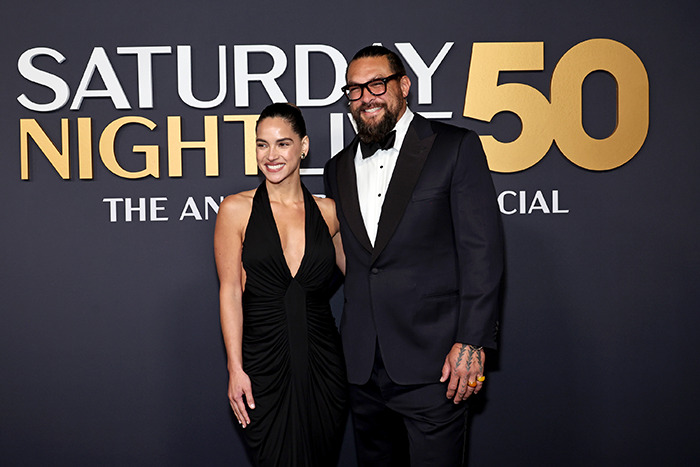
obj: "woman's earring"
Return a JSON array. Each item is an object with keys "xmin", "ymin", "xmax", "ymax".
[{"xmin": 301, "ymin": 152, "xmax": 306, "ymax": 159}]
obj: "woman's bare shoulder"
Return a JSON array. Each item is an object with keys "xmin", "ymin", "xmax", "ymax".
[
  {"xmin": 220, "ymin": 189, "xmax": 255, "ymax": 210},
  {"xmin": 218, "ymin": 189, "xmax": 256, "ymax": 224},
  {"xmin": 312, "ymin": 195, "xmax": 339, "ymax": 234},
  {"xmin": 313, "ymin": 194, "xmax": 335, "ymax": 212}
]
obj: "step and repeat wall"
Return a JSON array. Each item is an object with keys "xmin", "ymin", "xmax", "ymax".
[{"xmin": 2, "ymin": 0, "xmax": 698, "ymax": 465}]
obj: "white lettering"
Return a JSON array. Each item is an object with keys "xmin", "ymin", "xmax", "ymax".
[
  {"xmin": 150, "ymin": 197, "xmax": 169, "ymax": 221},
  {"xmin": 497, "ymin": 191, "xmax": 518, "ymax": 215},
  {"xmin": 177, "ymin": 45, "xmax": 227, "ymax": 109},
  {"xmin": 103, "ymin": 198, "xmax": 123, "ymax": 222},
  {"xmin": 234, "ymin": 45, "xmax": 287, "ymax": 107},
  {"xmin": 17, "ymin": 42, "xmax": 454, "ymax": 112},
  {"xmin": 17, "ymin": 47, "xmax": 70, "ymax": 112},
  {"xmin": 528, "ymin": 190, "xmax": 551, "ymax": 214},
  {"xmin": 125, "ymin": 197, "xmax": 147, "ymax": 222},
  {"xmin": 396, "ymin": 42, "xmax": 453, "ymax": 105},
  {"xmin": 71, "ymin": 47, "xmax": 130, "ymax": 110},
  {"xmin": 179, "ymin": 196, "xmax": 225, "ymax": 220},
  {"xmin": 180, "ymin": 197, "xmax": 202, "ymax": 220},
  {"xmin": 498, "ymin": 190, "xmax": 570, "ymax": 215},
  {"xmin": 552, "ymin": 190, "xmax": 569, "ymax": 213},
  {"xmin": 295, "ymin": 44, "xmax": 346, "ymax": 106},
  {"xmin": 117, "ymin": 46, "xmax": 172, "ymax": 108},
  {"xmin": 204, "ymin": 196, "xmax": 224, "ymax": 220},
  {"xmin": 329, "ymin": 112, "xmax": 346, "ymax": 156}
]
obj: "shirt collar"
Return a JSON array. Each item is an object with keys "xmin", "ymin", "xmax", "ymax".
[{"xmin": 391, "ymin": 106, "xmax": 414, "ymax": 151}]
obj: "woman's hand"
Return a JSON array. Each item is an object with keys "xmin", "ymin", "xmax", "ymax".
[{"xmin": 228, "ymin": 368, "xmax": 255, "ymax": 428}]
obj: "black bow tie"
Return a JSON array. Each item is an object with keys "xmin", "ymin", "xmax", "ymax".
[{"xmin": 360, "ymin": 130, "xmax": 396, "ymax": 159}]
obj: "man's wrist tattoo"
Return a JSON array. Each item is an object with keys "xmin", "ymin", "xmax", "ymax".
[
  {"xmin": 467, "ymin": 344, "xmax": 484, "ymax": 372},
  {"xmin": 456, "ymin": 344, "xmax": 467, "ymax": 367}
]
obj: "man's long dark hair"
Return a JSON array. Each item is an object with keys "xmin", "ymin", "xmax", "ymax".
[{"xmin": 348, "ymin": 45, "xmax": 407, "ymax": 78}]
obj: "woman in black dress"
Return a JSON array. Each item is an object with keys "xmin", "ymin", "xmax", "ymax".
[{"xmin": 214, "ymin": 103, "xmax": 347, "ymax": 466}]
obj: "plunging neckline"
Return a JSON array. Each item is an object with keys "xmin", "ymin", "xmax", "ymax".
[
  {"xmin": 266, "ymin": 183, "xmax": 309, "ymax": 279},
  {"xmin": 237, "ymin": 182, "xmax": 347, "ymax": 467}
]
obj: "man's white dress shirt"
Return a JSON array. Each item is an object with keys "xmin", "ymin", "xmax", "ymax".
[{"xmin": 354, "ymin": 107, "xmax": 414, "ymax": 246}]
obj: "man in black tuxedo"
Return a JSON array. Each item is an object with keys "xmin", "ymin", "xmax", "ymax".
[{"xmin": 324, "ymin": 45, "xmax": 504, "ymax": 466}]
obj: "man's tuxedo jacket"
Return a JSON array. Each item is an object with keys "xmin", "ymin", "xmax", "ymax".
[{"xmin": 324, "ymin": 114, "xmax": 504, "ymax": 385}]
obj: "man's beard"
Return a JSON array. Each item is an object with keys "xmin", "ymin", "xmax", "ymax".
[{"xmin": 352, "ymin": 102, "xmax": 400, "ymax": 144}]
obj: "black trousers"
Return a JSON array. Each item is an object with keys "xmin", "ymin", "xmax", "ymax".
[{"xmin": 348, "ymin": 344, "xmax": 468, "ymax": 467}]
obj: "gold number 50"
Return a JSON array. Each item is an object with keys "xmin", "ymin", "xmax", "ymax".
[{"xmin": 463, "ymin": 39, "xmax": 649, "ymax": 172}]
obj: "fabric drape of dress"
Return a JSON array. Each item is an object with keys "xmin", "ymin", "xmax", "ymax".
[{"xmin": 240, "ymin": 181, "xmax": 347, "ymax": 466}]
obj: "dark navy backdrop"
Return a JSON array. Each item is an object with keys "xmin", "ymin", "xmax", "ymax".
[{"xmin": 1, "ymin": 1, "xmax": 699, "ymax": 465}]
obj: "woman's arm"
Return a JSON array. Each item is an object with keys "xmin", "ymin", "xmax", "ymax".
[
  {"xmin": 333, "ymin": 231, "xmax": 345, "ymax": 275},
  {"xmin": 214, "ymin": 192, "xmax": 255, "ymax": 428},
  {"xmin": 316, "ymin": 196, "xmax": 345, "ymax": 275}
]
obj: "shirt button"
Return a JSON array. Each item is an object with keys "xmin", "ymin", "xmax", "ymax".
[
  {"xmin": 378, "ymin": 193, "xmax": 382, "ymax": 197},
  {"xmin": 371, "ymin": 268, "xmax": 379, "ymax": 274}
]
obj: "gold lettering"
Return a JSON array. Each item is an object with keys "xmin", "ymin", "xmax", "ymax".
[
  {"xmin": 20, "ymin": 118, "xmax": 70, "ymax": 180},
  {"xmin": 77, "ymin": 117, "xmax": 93, "ymax": 179},
  {"xmin": 551, "ymin": 39, "xmax": 649, "ymax": 170},
  {"xmin": 463, "ymin": 42, "xmax": 551, "ymax": 172},
  {"xmin": 167, "ymin": 115, "xmax": 219, "ymax": 177},
  {"xmin": 99, "ymin": 116, "xmax": 159, "ymax": 179},
  {"xmin": 463, "ymin": 40, "xmax": 649, "ymax": 172},
  {"xmin": 223, "ymin": 114, "xmax": 259, "ymax": 175}
]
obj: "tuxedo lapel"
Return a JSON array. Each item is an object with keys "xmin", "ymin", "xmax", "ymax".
[
  {"xmin": 336, "ymin": 138, "xmax": 373, "ymax": 253},
  {"xmin": 372, "ymin": 116, "xmax": 436, "ymax": 264}
]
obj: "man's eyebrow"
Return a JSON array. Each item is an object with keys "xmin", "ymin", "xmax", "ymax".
[{"xmin": 347, "ymin": 76, "xmax": 384, "ymax": 86}]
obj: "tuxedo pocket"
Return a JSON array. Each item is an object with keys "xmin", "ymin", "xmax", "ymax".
[
  {"xmin": 422, "ymin": 289, "xmax": 458, "ymax": 300},
  {"xmin": 411, "ymin": 291, "xmax": 459, "ymax": 327},
  {"xmin": 411, "ymin": 188, "xmax": 448, "ymax": 202}
]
